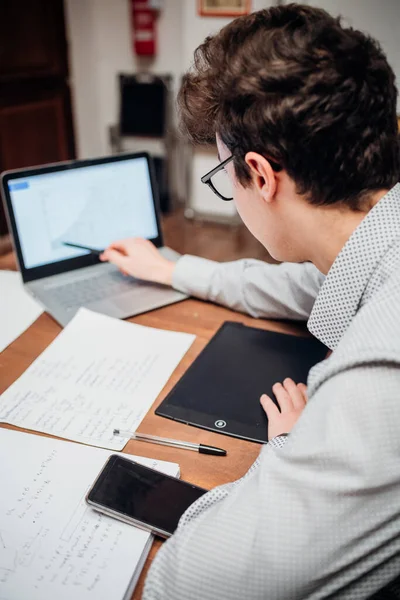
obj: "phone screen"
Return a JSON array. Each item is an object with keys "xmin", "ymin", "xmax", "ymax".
[{"xmin": 87, "ymin": 455, "xmax": 207, "ymax": 536}]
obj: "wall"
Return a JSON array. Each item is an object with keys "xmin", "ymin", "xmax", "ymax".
[
  {"xmin": 180, "ymin": 3, "xmax": 242, "ymax": 219},
  {"xmin": 65, "ymin": 0, "xmax": 183, "ymax": 159},
  {"xmin": 65, "ymin": 0, "xmax": 277, "ymax": 161},
  {"xmin": 64, "ymin": 0, "xmax": 270, "ymax": 217},
  {"xmin": 64, "ymin": 0, "xmax": 102, "ymax": 159},
  {"xmin": 307, "ymin": 0, "xmax": 400, "ymax": 102},
  {"xmin": 182, "ymin": 0, "xmax": 269, "ymax": 63},
  {"xmin": 65, "ymin": 0, "xmax": 400, "ymax": 215}
]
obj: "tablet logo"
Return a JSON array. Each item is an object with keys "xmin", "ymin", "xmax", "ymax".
[{"xmin": 215, "ymin": 420, "xmax": 226, "ymax": 429}]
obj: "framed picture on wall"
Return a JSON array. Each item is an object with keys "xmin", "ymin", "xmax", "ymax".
[{"xmin": 198, "ymin": 0, "xmax": 251, "ymax": 17}]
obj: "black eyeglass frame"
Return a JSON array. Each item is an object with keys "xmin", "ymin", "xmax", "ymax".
[{"xmin": 200, "ymin": 155, "xmax": 235, "ymax": 202}]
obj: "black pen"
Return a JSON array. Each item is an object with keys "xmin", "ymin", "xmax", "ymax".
[
  {"xmin": 63, "ymin": 241, "xmax": 104, "ymax": 256},
  {"xmin": 113, "ymin": 429, "xmax": 227, "ymax": 456}
]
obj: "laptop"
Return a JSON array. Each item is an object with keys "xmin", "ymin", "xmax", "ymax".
[{"xmin": 1, "ymin": 152, "xmax": 187, "ymax": 327}]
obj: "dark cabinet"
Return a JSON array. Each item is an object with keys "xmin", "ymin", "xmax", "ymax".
[{"xmin": 0, "ymin": 0, "xmax": 75, "ymax": 235}]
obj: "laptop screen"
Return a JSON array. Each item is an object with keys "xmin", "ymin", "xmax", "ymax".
[{"xmin": 6, "ymin": 156, "xmax": 159, "ymax": 271}]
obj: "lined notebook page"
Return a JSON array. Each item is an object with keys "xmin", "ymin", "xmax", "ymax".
[{"xmin": 0, "ymin": 428, "xmax": 179, "ymax": 600}]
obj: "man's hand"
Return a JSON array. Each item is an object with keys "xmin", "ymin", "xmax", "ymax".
[
  {"xmin": 260, "ymin": 378, "xmax": 308, "ymax": 441},
  {"xmin": 100, "ymin": 238, "xmax": 175, "ymax": 285}
]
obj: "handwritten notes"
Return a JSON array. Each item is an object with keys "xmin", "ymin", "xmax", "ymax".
[
  {"xmin": 0, "ymin": 428, "xmax": 179, "ymax": 600},
  {"xmin": 0, "ymin": 308, "xmax": 195, "ymax": 449}
]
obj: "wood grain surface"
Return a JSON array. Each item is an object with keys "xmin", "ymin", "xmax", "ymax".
[{"xmin": 0, "ymin": 249, "xmax": 306, "ymax": 598}]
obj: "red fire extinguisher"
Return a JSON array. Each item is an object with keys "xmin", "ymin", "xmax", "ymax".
[{"xmin": 131, "ymin": 0, "xmax": 161, "ymax": 57}]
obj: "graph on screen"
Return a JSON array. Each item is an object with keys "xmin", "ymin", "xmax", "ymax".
[{"xmin": 9, "ymin": 158, "xmax": 159, "ymax": 269}]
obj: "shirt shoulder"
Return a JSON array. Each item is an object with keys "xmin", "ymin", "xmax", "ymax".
[{"xmin": 308, "ymin": 268, "xmax": 400, "ymax": 396}]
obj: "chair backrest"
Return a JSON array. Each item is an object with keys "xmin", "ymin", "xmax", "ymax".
[{"xmin": 119, "ymin": 73, "xmax": 171, "ymax": 138}]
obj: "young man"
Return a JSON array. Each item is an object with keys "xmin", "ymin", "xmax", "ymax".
[{"xmin": 101, "ymin": 5, "xmax": 400, "ymax": 598}]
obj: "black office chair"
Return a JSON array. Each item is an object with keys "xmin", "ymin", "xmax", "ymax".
[
  {"xmin": 119, "ymin": 73, "xmax": 169, "ymax": 138},
  {"xmin": 112, "ymin": 73, "xmax": 173, "ymax": 213}
]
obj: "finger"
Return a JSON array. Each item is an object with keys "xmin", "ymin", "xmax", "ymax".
[
  {"xmin": 283, "ymin": 378, "xmax": 306, "ymax": 410},
  {"xmin": 99, "ymin": 248, "xmax": 118, "ymax": 262},
  {"xmin": 104, "ymin": 248, "xmax": 130, "ymax": 272},
  {"xmin": 272, "ymin": 382, "xmax": 293, "ymax": 412},
  {"xmin": 107, "ymin": 239, "xmax": 137, "ymax": 255},
  {"xmin": 260, "ymin": 394, "xmax": 280, "ymax": 418},
  {"xmin": 297, "ymin": 383, "xmax": 308, "ymax": 403}
]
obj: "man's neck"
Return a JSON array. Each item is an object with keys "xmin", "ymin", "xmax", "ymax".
[{"xmin": 308, "ymin": 189, "xmax": 389, "ymax": 275}]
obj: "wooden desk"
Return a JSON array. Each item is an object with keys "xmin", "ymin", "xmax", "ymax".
[{"xmin": 0, "ymin": 253, "xmax": 306, "ymax": 599}]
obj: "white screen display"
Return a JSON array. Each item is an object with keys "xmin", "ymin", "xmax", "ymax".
[{"xmin": 8, "ymin": 157, "xmax": 159, "ymax": 270}]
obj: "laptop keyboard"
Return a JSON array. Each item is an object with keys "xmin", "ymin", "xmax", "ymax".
[{"xmin": 44, "ymin": 271, "xmax": 135, "ymax": 309}]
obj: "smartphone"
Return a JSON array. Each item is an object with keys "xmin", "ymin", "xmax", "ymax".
[{"xmin": 86, "ymin": 455, "xmax": 208, "ymax": 538}]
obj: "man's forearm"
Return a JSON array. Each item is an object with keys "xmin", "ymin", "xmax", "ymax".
[{"xmin": 172, "ymin": 256, "xmax": 324, "ymax": 321}]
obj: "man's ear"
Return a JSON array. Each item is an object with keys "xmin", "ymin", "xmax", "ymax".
[{"xmin": 244, "ymin": 152, "xmax": 277, "ymax": 203}]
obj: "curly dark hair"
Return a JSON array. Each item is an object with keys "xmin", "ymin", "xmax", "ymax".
[{"xmin": 178, "ymin": 4, "xmax": 400, "ymax": 209}]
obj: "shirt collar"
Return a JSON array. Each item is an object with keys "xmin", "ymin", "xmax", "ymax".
[{"xmin": 308, "ymin": 183, "xmax": 400, "ymax": 350}]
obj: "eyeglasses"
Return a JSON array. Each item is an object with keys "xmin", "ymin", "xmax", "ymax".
[
  {"xmin": 201, "ymin": 155, "xmax": 235, "ymax": 202},
  {"xmin": 201, "ymin": 153, "xmax": 282, "ymax": 201}
]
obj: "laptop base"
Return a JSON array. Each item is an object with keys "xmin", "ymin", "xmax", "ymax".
[{"xmin": 28, "ymin": 247, "xmax": 187, "ymax": 327}]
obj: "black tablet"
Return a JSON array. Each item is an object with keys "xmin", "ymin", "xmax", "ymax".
[{"xmin": 156, "ymin": 322, "xmax": 328, "ymax": 444}]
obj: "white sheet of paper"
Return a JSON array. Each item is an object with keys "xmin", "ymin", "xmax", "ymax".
[
  {"xmin": 0, "ymin": 428, "xmax": 179, "ymax": 600},
  {"xmin": 0, "ymin": 271, "xmax": 43, "ymax": 353},
  {"xmin": 0, "ymin": 308, "xmax": 195, "ymax": 450}
]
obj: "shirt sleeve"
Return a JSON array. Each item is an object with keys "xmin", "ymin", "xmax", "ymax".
[
  {"xmin": 172, "ymin": 256, "xmax": 325, "ymax": 320},
  {"xmin": 143, "ymin": 363, "xmax": 400, "ymax": 600}
]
